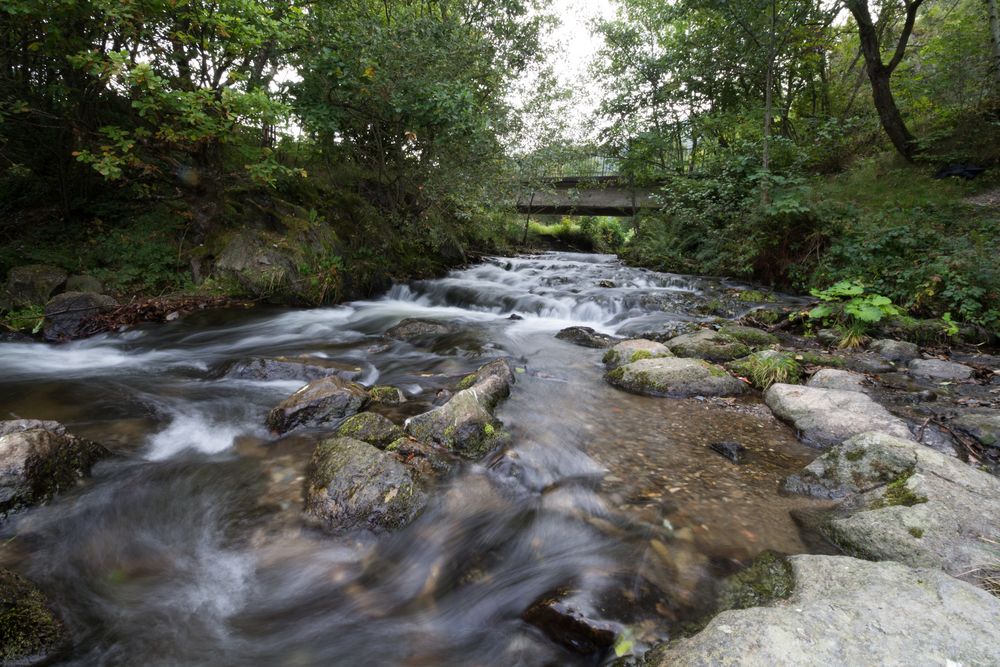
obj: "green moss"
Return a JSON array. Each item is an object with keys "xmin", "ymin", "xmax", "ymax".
[
  {"xmin": 369, "ymin": 385, "xmax": 403, "ymax": 404},
  {"xmin": 737, "ymin": 290, "xmax": 777, "ymax": 303},
  {"xmin": 844, "ymin": 448, "xmax": 866, "ymax": 462},
  {"xmin": 795, "ymin": 351, "xmax": 846, "ymax": 368},
  {"xmin": 456, "ymin": 374, "xmax": 478, "ymax": 391},
  {"xmin": 728, "ymin": 352, "xmax": 802, "ymax": 390},
  {"xmin": 606, "ymin": 366, "xmax": 626, "ymax": 383},
  {"xmin": 871, "ymin": 470, "xmax": 928, "ymax": 509},
  {"xmin": 0, "ymin": 568, "xmax": 64, "ymax": 663},
  {"xmin": 719, "ymin": 325, "xmax": 779, "ymax": 347},
  {"xmin": 602, "ymin": 349, "xmax": 618, "ymax": 365},
  {"xmin": 629, "ymin": 349, "xmax": 653, "ymax": 363},
  {"xmin": 717, "ymin": 551, "xmax": 796, "ymax": 611},
  {"xmin": 483, "ymin": 423, "xmax": 495, "ymax": 436},
  {"xmin": 908, "ymin": 527, "xmax": 924, "ymax": 538}
]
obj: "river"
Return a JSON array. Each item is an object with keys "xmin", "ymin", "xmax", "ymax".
[{"xmin": 0, "ymin": 252, "xmax": 828, "ymax": 666}]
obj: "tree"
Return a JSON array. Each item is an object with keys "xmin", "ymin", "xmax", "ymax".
[{"xmin": 845, "ymin": 0, "xmax": 924, "ymax": 161}]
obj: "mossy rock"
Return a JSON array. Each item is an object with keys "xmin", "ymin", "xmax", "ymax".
[
  {"xmin": 369, "ymin": 385, "xmax": 406, "ymax": 405},
  {"xmin": 333, "ymin": 412, "xmax": 404, "ymax": 449},
  {"xmin": 718, "ymin": 324, "xmax": 778, "ymax": 347},
  {"xmin": 605, "ymin": 357, "xmax": 747, "ymax": 398},
  {"xmin": 716, "ymin": 551, "xmax": 795, "ymax": 612},
  {"xmin": 666, "ymin": 329, "xmax": 750, "ymax": 362},
  {"xmin": 0, "ymin": 568, "xmax": 65, "ymax": 664},
  {"xmin": 602, "ymin": 339, "xmax": 673, "ymax": 370}
]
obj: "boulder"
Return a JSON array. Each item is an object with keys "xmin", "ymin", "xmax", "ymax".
[
  {"xmin": 606, "ymin": 358, "xmax": 747, "ymax": 398},
  {"xmin": 845, "ymin": 353, "xmax": 894, "ymax": 374},
  {"xmin": 0, "ymin": 420, "xmax": 111, "ymax": 519},
  {"xmin": 404, "ymin": 359, "xmax": 515, "ymax": 459},
  {"xmin": 950, "ymin": 409, "xmax": 999, "ymax": 452},
  {"xmin": 41, "ymin": 292, "xmax": 119, "ymax": 341},
  {"xmin": 805, "ymin": 368, "xmax": 867, "ymax": 393},
  {"xmin": 642, "ymin": 555, "xmax": 1000, "ymax": 667},
  {"xmin": 717, "ymin": 324, "xmax": 778, "ymax": 347},
  {"xmin": 787, "ymin": 432, "xmax": 1000, "ymax": 582},
  {"xmin": 266, "ymin": 377, "xmax": 369, "ymax": 434},
  {"xmin": 226, "ymin": 356, "xmax": 365, "ymax": 383},
  {"xmin": 0, "ymin": 568, "xmax": 65, "ymax": 665},
  {"xmin": 214, "ymin": 231, "xmax": 302, "ymax": 301},
  {"xmin": 555, "ymin": 326, "xmax": 617, "ymax": 349},
  {"xmin": 909, "ymin": 358, "xmax": 974, "ymax": 381},
  {"xmin": 404, "ymin": 383, "xmax": 508, "ymax": 459},
  {"xmin": 333, "ymin": 412, "xmax": 404, "ymax": 449},
  {"xmin": 5, "ymin": 265, "xmax": 66, "ymax": 308},
  {"xmin": 369, "ymin": 385, "xmax": 406, "ymax": 405},
  {"xmin": 602, "ymin": 339, "xmax": 673, "ymax": 370},
  {"xmin": 385, "ymin": 318, "xmax": 458, "ymax": 342},
  {"xmin": 764, "ymin": 384, "xmax": 911, "ymax": 447},
  {"xmin": 304, "ymin": 437, "xmax": 425, "ymax": 534},
  {"xmin": 870, "ymin": 338, "xmax": 919, "ymax": 363},
  {"xmin": 385, "ymin": 436, "xmax": 456, "ymax": 476},
  {"xmin": 666, "ymin": 329, "xmax": 750, "ymax": 362},
  {"xmin": 64, "ymin": 275, "xmax": 103, "ymax": 294}
]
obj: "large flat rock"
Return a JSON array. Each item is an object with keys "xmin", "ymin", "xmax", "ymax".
[
  {"xmin": 764, "ymin": 383, "xmax": 911, "ymax": 447},
  {"xmin": 642, "ymin": 555, "xmax": 1000, "ymax": 667},
  {"xmin": 606, "ymin": 357, "xmax": 747, "ymax": 398}
]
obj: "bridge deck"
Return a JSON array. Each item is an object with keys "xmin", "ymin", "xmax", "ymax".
[{"xmin": 516, "ymin": 177, "xmax": 661, "ymax": 217}]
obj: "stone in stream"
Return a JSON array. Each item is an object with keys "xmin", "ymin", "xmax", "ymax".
[
  {"xmin": 555, "ymin": 326, "xmax": 617, "ymax": 349},
  {"xmin": 763, "ymin": 383, "xmax": 911, "ymax": 447},
  {"xmin": 805, "ymin": 368, "xmax": 868, "ymax": 393},
  {"xmin": 870, "ymin": 338, "xmax": 920, "ymax": 363},
  {"xmin": 716, "ymin": 324, "xmax": 778, "ymax": 347},
  {"xmin": 404, "ymin": 359, "xmax": 515, "ymax": 459},
  {"xmin": 4, "ymin": 265, "xmax": 67, "ymax": 308},
  {"xmin": 64, "ymin": 274, "xmax": 103, "ymax": 294},
  {"xmin": 0, "ymin": 567, "xmax": 66, "ymax": 665},
  {"xmin": 641, "ymin": 555, "xmax": 1000, "ymax": 667},
  {"xmin": 605, "ymin": 358, "xmax": 747, "ymax": 398},
  {"xmin": 665, "ymin": 329, "xmax": 750, "ymax": 363},
  {"xmin": 908, "ymin": 357, "xmax": 975, "ymax": 381},
  {"xmin": 0, "ymin": 420, "xmax": 111, "ymax": 520},
  {"xmin": 709, "ymin": 441, "xmax": 747, "ymax": 464},
  {"xmin": 226, "ymin": 356, "xmax": 365, "ymax": 382},
  {"xmin": 385, "ymin": 317, "xmax": 459, "ymax": 342},
  {"xmin": 333, "ymin": 412, "xmax": 404, "ymax": 449},
  {"xmin": 304, "ymin": 437, "xmax": 426, "ymax": 534},
  {"xmin": 602, "ymin": 339, "xmax": 673, "ymax": 370},
  {"xmin": 786, "ymin": 431, "xmax": 1000, "ymax": 583},
  {"xmin": 522, "ymin": 589, "xmax": 619, "ymax": 655},
  {"xmin": 266, "ymin": 376, "xmax": 369, "ymax": 434},
  {"xmin": 368, "ymin": 385, "xmax": 406, "ymax": 405},
  {"xmin": 950, "ymin": 409, "xmax": 1000, "ymax": 453},
  {"xmin": 42, "ymin": 291, "xmax": 119, "ymax": 341}
]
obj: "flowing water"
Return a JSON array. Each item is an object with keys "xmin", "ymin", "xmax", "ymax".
[{"xmin": 0, "ymin": 253, "xmax": 830, "ymax": 666}]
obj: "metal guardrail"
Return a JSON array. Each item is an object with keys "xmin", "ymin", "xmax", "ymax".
[{"xmin": 519, "ymin": 156, "xmax": 620, "ymax": 180}]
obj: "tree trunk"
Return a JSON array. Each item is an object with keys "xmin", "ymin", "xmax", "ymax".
[
  {"xmin": 866, "ymin": 64, "xmax": 917, "ymax": 159},
  {"xmin": 988, "ymin": 0, "xmax": 1000, "ymax": 89}
]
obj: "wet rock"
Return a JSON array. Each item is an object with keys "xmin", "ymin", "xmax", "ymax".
[
  {"xmin": 606, "ymin": 358, "xmax": 747, "ymax": 398},
  {"xmin": 870, "ymin": 338, "xmax": 919, "ymax": 362},
  {"xmin": 386, "ymin": 436, "xmax": 456, "ymax": 476},
  {"xmin": 0, "ymin": 568, "xmax": 66, "ymax": 665},
  {"xmin": 0, "ymin": 419, "xmax": 111, "ymax": 519},
  {"xmin": 783, "ymin": 431, "xmax": 922, "ymax": 500},
  {"xmin": 909, "ymin": 358, "xmax": 974, "ymax": 381},
  {"xmin": 404, "ymin": 383, "xmax": 508, "ymax": 459},
  {"xmin": 602, "ymin": 339, "xmax": 673, "ymax": 370},
  {"xmin": 226, "ymin": 357, "xmax": 365, "ymax": 383},
  {"xmin": 845, "ymin": 353, "xmax": 894, "ymax": 374},
  {"xmin": 64, "ymin": 274, "xmax": 102, "ymax": 294},
  {"xmin": 266, "ymin": 376, "xmax": 369, "ymax": 434},
  {"xmin": 665, "ymin": 329, "xmax": 750, "ymax": 362},
  {"xmin": 555, "ymin": 326, "xmax": 617, "ymax": 349},
  {"xmin": 816, "ymin": 328, "xmax": 840, "ymax": 346},
  {"xmin": 0, "ymin": 331, "xmax": 33, "ymax": 343},
  {"xmin": 709, "ymin": 441, "xmax": 747, "ymax": 464},
  {"xmin": 643, "ymin": 555, "xmax": 1000, "ymax": 667},
  {"xmin": 805, "ymin": 368, "xmax": 867, "ymax": 393},
  {"xmin": 950, "ymin": 409, "xmax": 999, "ymax": 453},
  {"xmin": 508, "ymin": 313, "xmax": 524, "ymax": 320},
  {"xmin": 42, "ymin": 292, "xmax": 118, "ymax": 341},
  {"xmin": 522, "ymin": 590, "xmax": 618, "ymax": 655},
  {"xmin": 304, "ymin": 437, "xmax": 426, "ymax": 534},
  {"xmin": 385, "ymin": 318, "xmax": 458, "ymax": 342},
  {"xmin": 333, "ymin": 412, "xmax": 404, "ymax": 449},
  {"xmin": 5, "ymin": 265, "xmax": 66, "ymax": 308},
  {"xmin": 788, "ymin": 432, "xmax": 1000, "ymax": 581},
  {"xmin": 764, "ymin": 384, "xmax": 912, "ymax": 447},
  {"xmin": 369, "ymin": 385, "xmax": 406, "ymax": 405},
  {"xmin": 596, "ymin": 279, "xmax": 616, "ymax": 288},
  {"xmin": 717, "ymin": 324, "xmax": 778, "ymax": 347},
  {"xmin": 404, "ymin": 360, "xmax": 515, "ymax": 459}
]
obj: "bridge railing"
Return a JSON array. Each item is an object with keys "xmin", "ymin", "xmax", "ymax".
[{"xmin": 519, "ymin": 156, "xmax": 621, "ymax": 180}]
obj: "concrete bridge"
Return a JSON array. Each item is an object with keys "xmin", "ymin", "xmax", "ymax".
[{"xmin": 515, "ymin": 176, "xmax": 662, "ymax": 217}]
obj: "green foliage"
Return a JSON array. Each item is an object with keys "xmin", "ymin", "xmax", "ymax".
[
  {"xmin": 2, "ymin": 306, "xmax": 44, "ymax": 334},
  {"xmin": 729, "ymin": 352, "xmax": 802, "ymax": 390},
  {"xmin": 806, "ymin": 281, "xmax": 902, "ymax": 348}
]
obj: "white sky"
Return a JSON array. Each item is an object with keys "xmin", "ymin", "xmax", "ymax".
[{"xmin": 530, "ymin": 0, "xmax": 618, "ymax": 142}]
